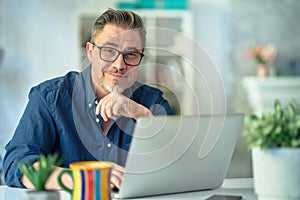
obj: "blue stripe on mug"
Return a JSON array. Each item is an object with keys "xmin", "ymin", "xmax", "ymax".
[
  {"xmin": 80, "ymin": 170, "xmax": 85, "ymax": 200},
  {"xmin": 95, "ymin": 170, "xmax": 101, "ymax": 199}
]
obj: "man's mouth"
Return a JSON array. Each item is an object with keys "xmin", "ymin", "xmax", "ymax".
[{"xmin": 106, "ymin": 72, "xmax": 128, "ymax": 80}]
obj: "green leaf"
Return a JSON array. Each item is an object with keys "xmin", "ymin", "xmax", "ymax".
[
  {"xmin": 242, "ymin": 98, "xmax": 300, "ymax": 148},
  {"xmin": 18, "ymin": 153, "xmax": 63, "ymax": 191}
]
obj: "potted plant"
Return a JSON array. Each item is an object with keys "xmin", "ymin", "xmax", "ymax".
[
  {"xmin": 18, "ymin": 153, "xmax": 63, "ymax": 200},
  {"xmin": 243, "ymin": 98, "xmax": 300, "ymax": 200}
]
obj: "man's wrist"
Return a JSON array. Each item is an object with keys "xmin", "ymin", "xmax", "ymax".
[{"xmin": 135, "ymin": 105, "xmax": 152, "ymax": 119}]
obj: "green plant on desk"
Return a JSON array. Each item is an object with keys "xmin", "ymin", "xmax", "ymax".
[
  {"xmin": 243, "ymin": 98, "xmax": 300, "ymax": 149},
  {"xmin": 18, "ymin": 153, "xmax": 63, "ymax": 191},
  {"xmin": 243, "ymin": 98, "xmax": 300, "ymax": 200}
]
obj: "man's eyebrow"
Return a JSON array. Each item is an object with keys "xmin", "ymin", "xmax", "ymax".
[
  {"xmin": 102, "ymin": 41, "xmax": 118, "ymax": 47},
  {"xmin": 126, "ymin": 47, "xmax": 140, "ymax": 51},
  {"xmin": 102, "ymin": 41, "xmax": 142, "ymax": 51}
]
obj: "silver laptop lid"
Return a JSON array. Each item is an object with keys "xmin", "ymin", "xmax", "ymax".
[{"xmin": 118, "ymin": 114, "xmax": 244, "ymax": 198}]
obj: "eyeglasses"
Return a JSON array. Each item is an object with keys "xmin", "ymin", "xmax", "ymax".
[{"xmin": 92, "ymin": 44, "xmax": 144, "ymax": 66}]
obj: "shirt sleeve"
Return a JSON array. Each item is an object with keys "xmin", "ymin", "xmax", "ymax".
[
  {"xmin": 150, "ymin": 95, "xmax": 174, "ymax": 116},
  {"xmin": 2, "ymin": 87, "xmax": 57, "ymax": 187},
  {"xmin": 132, "ymin": 84, "xmax": 175, "ymax": 116}
]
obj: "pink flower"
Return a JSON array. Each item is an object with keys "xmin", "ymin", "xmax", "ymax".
[{"xmin": 245, "ymin": 44, "xmax": 277, "ymax": 66}]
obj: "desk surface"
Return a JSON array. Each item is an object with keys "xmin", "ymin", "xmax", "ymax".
[{"xmin": 0, "ymin": 178, "xmax": 257, "ymax": 200}]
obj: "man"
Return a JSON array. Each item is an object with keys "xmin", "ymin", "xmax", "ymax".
[{"xmin": 3, "ymin": 9, "xmax": 173, "ymax": 190}]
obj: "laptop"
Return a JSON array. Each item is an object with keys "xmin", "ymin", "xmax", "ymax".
[{"xmin": 113, "ymin": 114, "xmax": 244, "ymax": 199}]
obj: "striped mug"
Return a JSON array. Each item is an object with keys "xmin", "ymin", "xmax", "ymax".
[{"xmin": 58, "ymin": 161, "xmax": 113, "ymax": 200}]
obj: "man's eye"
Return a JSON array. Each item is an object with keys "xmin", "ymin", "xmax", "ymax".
[
  {"xmin": 103, "ymin": 48, "xmax": 115, "ymax": 54},
  {"xmin": 126, "ymin": 52, "xmax": 139, "ymax": 58}
]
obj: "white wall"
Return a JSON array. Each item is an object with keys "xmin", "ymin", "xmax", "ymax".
[
  {"xmin": 190, "ymin": 0, "xmax": 233, "ymax": 113},
  {"xmin": 2, "ymin": 0, "xmax": 79, "ymax": 80},
  {"xmin": 0, "ymin": 0, "xmax": 120, "ymax": 157}
]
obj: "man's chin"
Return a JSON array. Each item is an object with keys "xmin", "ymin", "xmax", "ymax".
[
  {"xmin": 102, "ymin": 84, "xmax": 125, "ymax": 93},
  {"xmin": 113, "ymin": 86, "xmax": 125, "ymax": 93}
]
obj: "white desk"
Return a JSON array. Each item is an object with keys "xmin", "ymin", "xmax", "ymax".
[{"xmin": 0, "ymin": 178, "xmax": 256, "ymax": 200}]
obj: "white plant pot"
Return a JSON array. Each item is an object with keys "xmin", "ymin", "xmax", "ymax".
[
  {"xmin": 252, "ymin": 147, "xmax": 300, "ymax": 200},
  {"xmin": 22, "ymin": 190, "xmax": 59, "ymax": 200}
]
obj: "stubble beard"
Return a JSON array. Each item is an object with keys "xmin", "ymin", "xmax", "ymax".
[
  {"xmin": 100, "ymin": 68, "xmax": 132, "ymax": 93},
  {"xmin": 101, "ymin": 82, "xmax": 124, "ymax": 93}
]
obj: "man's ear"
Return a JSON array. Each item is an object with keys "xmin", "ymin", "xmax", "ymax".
[{"xmin": 86, "ymin": 42, "xmax": 94, "ymax": 62}]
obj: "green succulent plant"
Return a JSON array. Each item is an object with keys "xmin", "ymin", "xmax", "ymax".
[
  {"xmin": 243, "ymin": 98, "xmax": 300, "ymax": 149},
  {"xmin": 18, "ymin": 153, "xmax": 63, "ymax": 191}
]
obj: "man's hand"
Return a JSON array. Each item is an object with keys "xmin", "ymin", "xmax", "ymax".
[
  {"xmin": 96, "ymin": 91, "xmax": 152, "ymax": 121},
  {"xmin": 110, "ymin": 163, "xmax": 125, "ymax": 189}
]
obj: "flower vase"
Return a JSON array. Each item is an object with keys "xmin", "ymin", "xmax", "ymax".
[{"xmin": 257, "ymin": 64, "xmax": 268, "ymax": 78}]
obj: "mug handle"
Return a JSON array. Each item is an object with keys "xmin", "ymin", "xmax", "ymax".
[{"xmin": 57, "ymin": 169, "xmax": 73, "ymax": 196}]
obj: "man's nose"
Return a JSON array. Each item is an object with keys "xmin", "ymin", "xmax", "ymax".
[{"xmin": 113, "ymin": 54, "xmax": 126, "ymax": 70}]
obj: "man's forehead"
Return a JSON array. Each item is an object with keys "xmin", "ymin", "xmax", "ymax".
[
  {"xmin": 96, "ymin": 25, "xmax": 142, "ymax": 47},
  {"xmin": 104, "ymin": 34, "xmax": 140, "ymax": 44}
]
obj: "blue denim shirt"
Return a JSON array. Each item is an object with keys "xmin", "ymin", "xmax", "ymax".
[{"xmin": 3, "ymin": 65, "xmax": 173, "ymax": 188}]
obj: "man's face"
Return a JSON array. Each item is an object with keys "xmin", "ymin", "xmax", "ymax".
[{"xmin": 87, "ymin": 24, "xmax": 143, "ymax": 94}]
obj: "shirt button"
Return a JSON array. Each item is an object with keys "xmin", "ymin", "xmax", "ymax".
[
  {"xmin": 107, "ymin": 143, "xmax": 112, "ymax": 148},
  {"xmin": 88, "ymin": 103, "xmax": 92, "ymax": 108},
  {"xmin": 96, "ymin": 118, "xmax": 100, "ymax": 123}
]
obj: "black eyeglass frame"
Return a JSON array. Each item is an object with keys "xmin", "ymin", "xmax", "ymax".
[{"xmin": 92, "ymin": 43, "xmax": 144, "ymax": 66}]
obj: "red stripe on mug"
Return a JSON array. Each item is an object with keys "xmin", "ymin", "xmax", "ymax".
[{"xmin": 86, "ymin": 170, "xmax": 94, "ymax": 200}]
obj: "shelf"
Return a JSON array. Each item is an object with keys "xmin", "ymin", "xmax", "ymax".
[{"xmin": 242, "ymin": 76, "xmax": 300, "ymax": 114}]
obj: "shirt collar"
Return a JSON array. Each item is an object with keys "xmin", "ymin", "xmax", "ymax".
[{"xmin": 81, "ymin": 65, "xmax": 97, "ymax": 105}]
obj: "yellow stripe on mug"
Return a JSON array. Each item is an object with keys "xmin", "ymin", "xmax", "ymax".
[{"xmin": 58, "ymin": 161, "xmax": 113, "ymax": 200}]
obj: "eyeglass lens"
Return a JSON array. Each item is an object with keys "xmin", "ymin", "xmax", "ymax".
[{"xmin": 100, "ymin": 47, "xmax": 143, "ymax": 66}]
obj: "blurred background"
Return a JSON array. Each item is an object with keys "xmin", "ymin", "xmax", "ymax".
[{"xmin": 1, "ymin": 0, "xmax": 300, "ymax": 181}]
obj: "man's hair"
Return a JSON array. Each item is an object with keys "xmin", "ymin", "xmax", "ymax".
[{"xmin": 90, "ymin": 8, "xmax": 146, "ymax": 47}]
